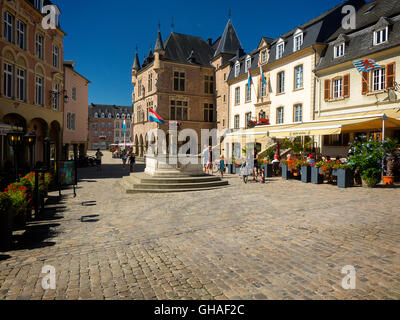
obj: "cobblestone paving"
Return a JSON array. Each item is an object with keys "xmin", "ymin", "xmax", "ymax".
[{"xmin": 1, "ymin": 152, "xmax": 400, "ymax": 300}]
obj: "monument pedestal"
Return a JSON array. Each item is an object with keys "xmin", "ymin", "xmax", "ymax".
[
  {"xmin": 118, "ymin": 154, "xmax": 228, "ymax": 193},
  {"xmin": 144, "ymin": 155, "xmax": 204, "ymax": 177}
]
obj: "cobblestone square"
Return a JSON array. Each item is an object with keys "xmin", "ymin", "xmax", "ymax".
[{"xmin": 1, "ymin": 152, "xmax": 400, "ymax": 300}]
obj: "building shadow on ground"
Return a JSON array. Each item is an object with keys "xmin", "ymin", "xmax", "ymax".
[
  {"xmin": 12, "ymin": 223, "xmax": 59, "ymax": 251},
  {"xmin": 8, "ymin": 195, "xmax": 66, "ymax": 252},
  {"xmin": 77, "ymin": 163, "xmax": 146, "ymax": 180}
]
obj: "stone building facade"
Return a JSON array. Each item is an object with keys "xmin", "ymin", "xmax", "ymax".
[
  {"xmin": 88, "ymin": 104, "xmax": 132, "ymax": 150},
  {"xmin": 0, "ymin": 0, "xmax": 65, "ymax": 170},
  {"xmin": 63, "ymin": 61, "xmax": 90, "ymax": 160},
  {"xmin": 131, "ymin": 30, "xmax": 217, "ymax": 157}
]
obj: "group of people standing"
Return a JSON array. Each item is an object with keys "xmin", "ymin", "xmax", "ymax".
[
  {"xmin": 202, "ymin": 145, "xmax": 226, "ymax": 178},
  {"xmin": 121, "ymin": 150, "xmax": 136, "ymax": 172}
]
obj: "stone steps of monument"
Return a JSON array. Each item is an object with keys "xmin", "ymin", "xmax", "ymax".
[
  {"xmin": 117, "ymin": 175, "xmax": 229, "ymax": 193},
  {"xmin": 127, "ymin": 180, "xmax": 228, "ymax": 190},
  {"xmin": 128, "ymin": 173, "xmax": 222, "ymax": 185}
]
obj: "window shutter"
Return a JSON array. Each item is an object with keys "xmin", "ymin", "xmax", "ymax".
[
  {"xmin": 386, "ymin": 62, "xmax": 395, "ymax": 89},
  {"xmin": 362, "ymin": 72, "xmax": 369, "ymax": 95},
  {"xmin": 324, "ymin": 79, "xmax": 330, "ymax": 101},
  {"xmin": 343, "ymin": 74, "xmax": 350, "ymax": 98}
]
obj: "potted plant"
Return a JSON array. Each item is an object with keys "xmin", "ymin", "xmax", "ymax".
[
  {"xmin": 0, "ymin": 192, "xmax": 13, "ymax": 250},
  {"xmin": 382, "ymin": 139, "xmax": 400, "ymax": 185},
  {"xmin": 336, "ymin": 164, "xmax": 354, "ymax": 188},
  {"xmin": 311, "ymin": 161, "xmax": 324, "ymax": 184},
  {"xmin": 5, "ymin": 183, "xmax": 30, "ymax": 230},
  {"xmin": 288, "ymin": 158, "xmax": 301, "ymax": 179},
  {"xmin": 319, "ymin": 160, "xmax": 336, "ymax": 184},
  {"xmin": 259, "ymin": 159, "xmax": 273, "ymax": 179},
  {"xmin": 299, "ymin": 160, "xmax": 311, "ymax": 183},
  {"xmin": 281, "ymin": 160, "xmax": 292, "ymax": 180},
  {"xmin": 348, "ymin": 137, "xmax": 388, "ymax": 188}
]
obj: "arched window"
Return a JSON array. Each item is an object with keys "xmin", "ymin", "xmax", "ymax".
[
  {"xmin": 101, "ymin": 113, "xmax": 105, "ymax": 118},
  {"xmin": 94, "ymin": 112, "xmax": 98, "ymax": 118}
]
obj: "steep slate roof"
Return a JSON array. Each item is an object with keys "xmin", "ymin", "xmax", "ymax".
[
  {"xmin": 132, "ymin": 49, "xmax": 141, "ymax": 70},
  {"xmin": 267, "ymin": 0, "xmax": 365, "ymax": 65},
  {"xmin": 213, "ymin": 19, "xmax": 243, "ymax": 57},
  {"xmin": 88, "ymin": 105, "xmax": 133, "ymax": 118},
  {"xmin": 227, "ymin": 51, "xmax": 260, "ymax": 82},
  {"xmin": 162, "ymin": 32, "xmax": 215, "ymax": 67},
  {"xmin": 327, "ymin": 0, "xmax": 400, "ymax": 41},
  {"xmin": 228, "ymin": 0, "xmax": 365, "ymax": 82},
  {"xmin": 316, "ymin": 0, "xmax": 400, "ymax": 71},
  {"xmin": 154, "ymin": 30, "xmax": 164, "ymax": 52}
]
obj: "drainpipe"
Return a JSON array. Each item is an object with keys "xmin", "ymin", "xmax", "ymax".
[{"xmin": 312, "ymin": 45, "xmax": 318, "ymax": 151}]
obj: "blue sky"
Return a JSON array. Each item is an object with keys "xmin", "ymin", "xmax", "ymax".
[{"xmin": 58, "ymin": 0, "xmax": 345, "ymax": 106}]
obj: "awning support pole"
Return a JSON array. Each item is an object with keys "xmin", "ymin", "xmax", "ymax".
[
  {"xmin": 382, "ymin": 114, "xmax": 387, "ymax": 181},
  {"xmin": 382, "ymin": 114, "xmax": 387, "ymax": 141}
]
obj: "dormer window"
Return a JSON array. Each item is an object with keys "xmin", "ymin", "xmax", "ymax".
[
  {"xmin": 245, "ymin": 56, "xmax": 251, "ymax": 73},
  {"xmin": 101, "ymin": 113, "xmax": 105, "ymax": 118},
  {"xmin": 276, "ymin": 39, "xmax": 285, "ymax": 59},
  {"xmin": 94, "ymin": 112, "xmax": 98, "ymax": 118},
  {"xmin": 261, "ymin": 50, "xmax": 267, "ymax": 63},
  {"xmin": 334, "ymin": 43, "xmax": 345, "ymax": 58},
  {"xmin": 108, "ymin": 113, "xmax": 112, "ymax": 119},
  {"xmin": 293, "ymin": 30, "xmax": 303, "ymax": 52},
  {"xmin": 235, "ymin": 62, "xmax": 240, "ymax": 77},
  {"xmin": 116, "ymin": 113, "xmax": 120, "ymax": 119},
  {"xmin": 374, "ymin": 27, "xmax": 388, "ymax": 45}
]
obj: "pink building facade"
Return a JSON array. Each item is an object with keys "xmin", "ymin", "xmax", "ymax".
[{"xmin": 62, "ymin": 61, "xmax": 90, "ymax": 160}]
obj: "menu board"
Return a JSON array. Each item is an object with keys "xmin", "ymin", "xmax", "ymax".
[{"xmin": 58, "ymin": 161, "xmax": 76, "ymax": 186}]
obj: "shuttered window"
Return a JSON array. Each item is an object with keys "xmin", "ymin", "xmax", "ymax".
[
  {"xmin": 343, "ymin": 74, "xmax": 350, "ymax": 98},
  {"xmin": 386, "ymin": 62, "xmax": 395, "ymax": 90},
  {"xmin": 362, "ymin": 72, "xmax": 369, "ymax": 95},
  {"xmin": 324, "ymin": 79, "xmax": 330, "ymax": 101}
]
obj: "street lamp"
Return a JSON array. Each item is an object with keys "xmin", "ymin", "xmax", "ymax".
[
  {"xmin": 25, "ymin": 132, "xmax": 37, "ymax": 170},
  {"xmin": 43, "ymin": 137, "xmax": 54, "ymax": 169},
  {"xmin": 7, "ymin": 131, "xmax": 24, "ymax": 181}
]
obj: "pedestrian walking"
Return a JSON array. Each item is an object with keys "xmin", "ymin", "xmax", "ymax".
[
  {"xmin": 129, "ymin": 153, "xmax": 136, "ymax": 173},
  {"xmin": 95, "ymin": 149, "xmax": 103, "ymax": 171},
  {"xmin": 219, "ymin": 156, "xmax": 225, "ymax": 178},
  {"xmin": 252, "ymin": 148, "xmax": 259, "ymax": 182},
  {"xmin": 202, "ymin": 145, "xmax": 208, "ymax": 172},
  {"xmin": 122, "ymin": 151, "xmax": 128, "ymax": 169},
  {"xmin": 206, "ymin": 146, "xmax": 213, "ymax": 175}
]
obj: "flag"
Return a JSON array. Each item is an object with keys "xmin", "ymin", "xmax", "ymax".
[
  {"xmin": 247, "ymin": 70, "xmax": 254, "ymax": 90},
  {"xmin": 122, "ymin": 115, "xmax": 126, "ymax": 135},
  {"xmin": 149, "ymin": 107, "xmax": 165, "ymax": 124},
  {"xmin": 353, "ymin": 59, "xmax": 383, "ymax": 73},
  {"xmin": 258, "ymin": 61, "xmax": 267, "ymax": 86}
]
